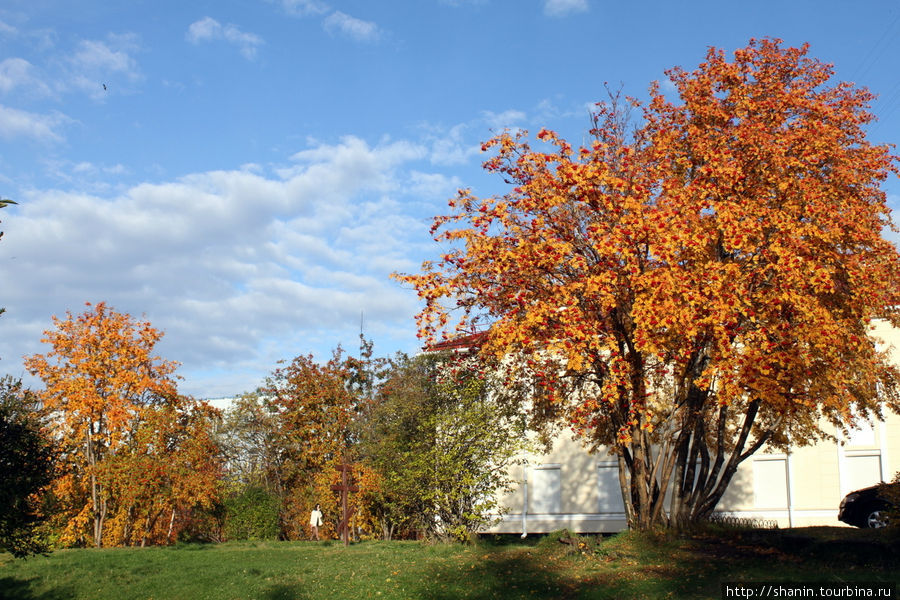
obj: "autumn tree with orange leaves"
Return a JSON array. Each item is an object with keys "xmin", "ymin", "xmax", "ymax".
[
  {"xmin": 24, "ymin": 302, "xmax": 219, "ymax": 547},
  {"xmin": 260, "ymin": 349, "xmax": 359, "ymax": 535},
  {"xmin": 398, "ymin": 39, "xmax": 900, "ymax": 529},
  {"xmin": 264, "ymin": 349, "xmax": 357, "ymax": 492},
  {"xmin": 101, "ymin": 399, "xmax": 222, "ymax": 546}
]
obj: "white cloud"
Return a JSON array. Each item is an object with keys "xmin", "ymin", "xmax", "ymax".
[
  {"xmin": 240, "ymin": 162, "xmax": 264, "ymax": 174},
  {"xmin": 408, "ymin": 171, "xmax": 462, "ymax": 200},
  {"xmin": 280, "ymin": 0, "xmax": 331, "ymax": 17},
  {"xmin": 72, "ymin": 38, "xmax": 137, "ymax": 73},
  {"xmin": 543, "ymin": 0, "xmax": 589, "ymax": 17},
  {"xmin": 68, "ymin": 160, "xmax": 128, "ymax": 176},
  {"xmin": 0, "ymin": 58, "xmax": 51, "ymax": 96},
  {"xmin": 422, "ymin": 123, "xmax": 482, "ymax": 166},
  {"xmin": 28, "ymin": 28, "xmax": 57, "ymax": 52},
  {"xmin": 66, "ymin": 34, "xmax": 142, "ymax": 98},
  {"xmin": 275, "ymin": 4, "xmax": 382, "ymax": 44},
  {"xmin": 323, "ymin": 11, "xmax": 381, "ymax": 43},
  {"xmin": 0, "ymin": 58, "xmax": 29, "ymax": 93},
  {"xmin": 186, "ymin": 17, "xmax": 220, "ymax": 42},
  {"xmin": 281, "ymin": 136, "xmax": 426, "ymax": 188},
  {"xmin": 660, "ymin": 77, "xmax": 679, "ymax": 93},
  {"xmin": 221, "ymin": 26, "xmax": 264, "ymax": 59},
  {"xmin": 482, "ymin": 108, "xmax": 527, "ymax": 131},
  {"xmin": 0, "ymin": 20, "xmax": 17, "ymax": 37},
  {"xmin": 0, "ymin": 104, "xmax": 68, "ymax": 142},
  {"xmin": 0, "ymin": 136, "xmax": 440, "ymax": 397},
  {"xmin": 187, "ymin": 17, "xmax": 263, "ymax": 60},
  {"xmin": 0, "ymin": 31, "xmax": 140, "ymax": 100},
  {"xmin": 38, "ymin": 159, "xmax": 132, "ymax": 196}
]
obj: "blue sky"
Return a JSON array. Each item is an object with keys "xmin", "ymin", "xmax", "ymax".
[{"xmin": 1, "ymin": 0, "xmax": 898, "ymax": 398}]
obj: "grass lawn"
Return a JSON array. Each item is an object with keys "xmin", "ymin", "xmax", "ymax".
[{"xmin": 1, "ymin": 527, "xmax": 897, "ymax": 599}]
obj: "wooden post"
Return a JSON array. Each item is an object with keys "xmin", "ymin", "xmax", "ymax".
[{"xmin": 331, "ymin": 460, "xmax": 359, "ymax": 547}]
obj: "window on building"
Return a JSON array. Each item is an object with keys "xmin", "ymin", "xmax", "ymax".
[
  {"xmin": 752, "ymin": 456, "xmax": 788, "ymax": 509},
  {"xmin": 530, "ymin": 465, "xmax": 561, "ymax": 514},
  {"xmin": 844, "ymin": 453, "xmax": 883, "ymax": 491},
  {"xmin": 846, "ymin": 422, "xmax": 876, "ymax": 447},
  {"xmin": 597, "ymin": 462, "xmax": 625, "ymax": 513}
]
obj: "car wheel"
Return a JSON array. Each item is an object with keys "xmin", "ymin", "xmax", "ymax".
[{"xmin": 865, "ymin": 510, "xmax": 889, "ymax": 529}]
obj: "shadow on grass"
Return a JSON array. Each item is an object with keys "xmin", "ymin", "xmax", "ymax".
[
  {"xmin": 259, "ymin": 583, "xmax": 312, "ymax": 600},
  {"xmin": 413, "ymin": 527, "xmax": 900, "ymax": 600},
  {"xmin": 0, "ymin": 576, "xmax": 74, "ymax": 600},
  {"xmin": 411, "ymin": 548, "xmax": 579, "ymax": 599},
  {"xmin": 681, "ymin": 526, "xmax": 900, "ymax": 568},
  {"xmin": 598, "ymin": 526, "xmax": 900, "ymax": 599},
  {"xmin": 172, "ymin": 542, "xmax": 217, "ymax": 551}
]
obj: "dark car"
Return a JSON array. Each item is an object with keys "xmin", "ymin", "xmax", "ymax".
[{"xmin": 838, "ymin": 483, "xmax": 898, "ymax": 528}]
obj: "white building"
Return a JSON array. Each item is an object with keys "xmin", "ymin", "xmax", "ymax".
[{"xmin": 486, "ymin": 321, "xmax": 900, "ymax": 533}]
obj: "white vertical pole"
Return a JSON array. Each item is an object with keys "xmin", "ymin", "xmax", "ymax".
[
  {"xmin": 785, "ymin": 453, "xmax": 795, "ymax": 528},
  {"xmin": 837, "ymin": 431, "xmax": 848, "ymax": 498},
  {"xmin": 521, "ymin": 462, "xmax": 529, "ymax": 538}
]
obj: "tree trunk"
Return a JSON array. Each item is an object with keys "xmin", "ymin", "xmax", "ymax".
[
  {"xmin": 166, "ymin": 507, "xmax": 177, "ymax": 543},
  {"xmin": 123, "ymin": 505, "xmax": 135, "ymax": 546},
  {"xmin": 141, "ymin": 508, "xmax": 164, "ymax": 547},
  {"xmin": 86, "ymin": 425, "xmax": 105, "ymax": 548},
  {"xmin": 631, "ymin": 428, "xmax": 652, "ymax": 529},
  {"xmin": 616, "ymin": 453, "xmax": 634, "ymax": 526},
  {"xmin": 381, "ymin": 520, "xmax": 394, "ymax": 541},
  {"xmin": 624, "ymin": 397, "xmax": 770, "ymax": 530}
]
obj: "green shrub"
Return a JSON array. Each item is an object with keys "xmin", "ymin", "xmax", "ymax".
[{"xmin": 223, "ymin": 487, "xmax": 280, "ymax": 541}]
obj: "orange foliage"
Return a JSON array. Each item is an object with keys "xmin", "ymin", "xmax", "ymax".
[
  {"xmin": 305, "ymin": 458, "xmax": 381, "ymax": 541},
  {"xmin": 261, "ymin": 349, "xmax": 362, "ymax": 537},
  {"xmin": 264, "ymin": 349, "xmax": 357, "ymax": 492},
  {"xmin": 25, "ymin": 302, "xmax": 220, "ymax": 546},
  {"xmin": 397, "ymin": 39, "xmax": 900, "ymax": 528},
  {"xmin": 101, "ymin": 399, "xmax": 222, "ymax": 546}
]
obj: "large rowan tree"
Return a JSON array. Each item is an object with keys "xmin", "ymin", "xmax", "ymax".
[
  {"xmin": 25, "ymin": 302, "xmax": 181, "ymax": 546},
  {"xmin": 398, "ymin": 39, "xmax": 900, "ymax": 529}
]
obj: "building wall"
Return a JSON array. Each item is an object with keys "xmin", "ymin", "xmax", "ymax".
[{"xmin": 488, "ymin": 323, "xmax": 900, "ymax": 533}]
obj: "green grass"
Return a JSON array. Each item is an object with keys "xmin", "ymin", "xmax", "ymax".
[{"xmin": 1, "ymin": 527, "xmax": 897, "ymax": 599}]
